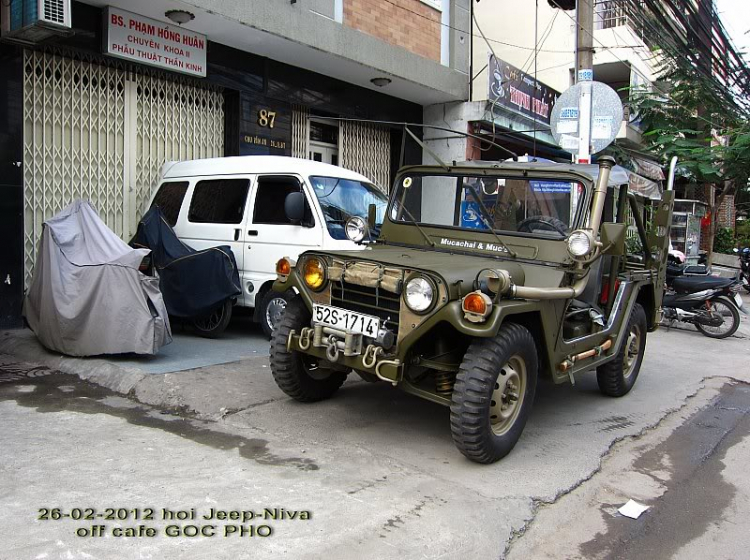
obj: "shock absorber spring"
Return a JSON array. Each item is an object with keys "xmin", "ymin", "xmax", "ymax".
[{"xmin": 434, "ymin": 370, "xmax": 457, "ymax": 396}]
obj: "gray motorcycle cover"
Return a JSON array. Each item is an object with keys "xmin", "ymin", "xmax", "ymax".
[{"xmin": 24, "ymin": 200, "xmax": 172, "ymax": 356}]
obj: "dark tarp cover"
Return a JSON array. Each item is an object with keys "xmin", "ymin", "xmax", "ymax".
[{"xmin": 133, "ymin": 207, "xmax": 241, "ymax": 318}]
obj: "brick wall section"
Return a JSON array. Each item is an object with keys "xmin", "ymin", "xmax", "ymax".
[
  {"xmin": 344, "ymin": 0, "xmax": 441, "ymax": 62},
  {"xmin": 717, "ymin": 193, "xmax": 735, "ymax": 229}
]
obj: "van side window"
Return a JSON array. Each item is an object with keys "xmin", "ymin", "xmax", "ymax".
[
  {"xmin": 151, "ymin": 181, "xmax": 188, "ymax": 226},
  {"xmin": 188, "ymin": 179, "xmax": 250, "ymax": 224},
  {"xmin": 253, "ymin": 176, "xmax": 314, "ymax": 225}
]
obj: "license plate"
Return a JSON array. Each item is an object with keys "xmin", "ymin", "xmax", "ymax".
[
  {"xmin": 734, "ymin": 293, "xmax": 743, "ymax": 308},
  {"xmin": 313, "ymin": 304, "xmax": 380, "ymax": 337}
]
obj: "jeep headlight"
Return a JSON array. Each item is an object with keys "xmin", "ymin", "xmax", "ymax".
[
  {"xmin": 567, "ymin": 230, "xmax": 594, "ymax": 258},
  {"xmin": 303, "ymin": 257, "xmax": 327, "ymax": 291},
  {"xmin": 404, "ymin": 276, "xmax": 435, "ymax": 313}
]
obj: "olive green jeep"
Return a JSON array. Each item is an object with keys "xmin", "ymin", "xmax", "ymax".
[{"xmin": 269, "ymin": 156, "xmax": 675, "ymax": 463}]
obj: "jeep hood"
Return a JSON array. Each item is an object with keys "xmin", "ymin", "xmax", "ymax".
[{"xmin": 311, "ymin": 245, "xmax": 566, "ymax": 289}]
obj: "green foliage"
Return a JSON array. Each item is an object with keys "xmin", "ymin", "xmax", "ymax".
[
  {"xmin": 713, "ymin": 227, "xmax": 735, "ymax": 254},
  {"xmin": 627, "ymin": 66, "xmax": 750, "ymax": 190},
  {"xmin": 625, "ymin": 234, "xmax": 643, "ymax": 254},
  {"xmin": 736, "ymin": 219, "xmax": 750, "ymax": 249}
]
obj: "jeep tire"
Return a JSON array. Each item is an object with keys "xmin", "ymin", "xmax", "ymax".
[
  {"xmin": 450, "ymin": 323, "xmax": 539, "ymax": 464},
  {"xmin": 596, "ymin": 303, "xmax": 647, "ymax": 397},
  {"xmin": 270, "ymin": 295, "xmax": 347, "ymax": 402}
]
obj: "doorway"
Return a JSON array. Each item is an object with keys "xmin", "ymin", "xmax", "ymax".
[{"xmin": 308, "ymin": 119, "xmax": 339, "ymax": 166}]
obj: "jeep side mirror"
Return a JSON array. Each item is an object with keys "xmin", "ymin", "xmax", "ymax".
[
  {"xmin": 600, "ymin": 222, "xmax": 627, "ymax": 256},
  {"xmin": 367, "ymin": 203, "xmax": 377, "ymax": 230},
  {"xmin": 284, "ymin": 192, "xmax": 305, "ymax": 224}
]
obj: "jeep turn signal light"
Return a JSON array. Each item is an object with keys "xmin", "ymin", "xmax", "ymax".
[
  {"xmin": 303, "ymin": 257, "xmax": 326, "ymax": 291},
  {"xmin": 462, "ymin": 291, "xmax": 493, "ymax": 323},
  {"xmin": 276, "ymin": 257, "xmax": 294, "ymax": 282}
]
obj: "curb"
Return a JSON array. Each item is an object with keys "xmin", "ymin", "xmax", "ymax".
[{"xmin": 0, "ymin": 329, "xmax": 149, "ymax": 396}]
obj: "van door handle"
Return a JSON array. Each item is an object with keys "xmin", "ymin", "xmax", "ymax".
[
  {"xmin": 248, "ymin": 230, "xmax": 259, "ymax": 236},
  {"xmin": 234, "ymin": 228, "xmax": 241, "ymax": 241}
]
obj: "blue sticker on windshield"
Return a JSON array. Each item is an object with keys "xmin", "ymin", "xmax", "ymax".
[{"xmin": 460, "ymin": 201, "xmax": 489, "ymax": 230}]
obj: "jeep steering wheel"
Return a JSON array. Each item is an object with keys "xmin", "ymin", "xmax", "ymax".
[{"xmin": 517, "ymin": 215, "xmax": 569, "ymax": 236}]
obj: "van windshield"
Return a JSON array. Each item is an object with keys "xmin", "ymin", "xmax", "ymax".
[
  {"xmin": 309, "ymin": 176, "xmax": 388, "ymax": 240},
  {"xmin": 390, "ymin": 174, "xmax": 585, "ymax": 239}
]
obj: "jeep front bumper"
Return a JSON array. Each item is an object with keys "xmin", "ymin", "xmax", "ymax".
[{"xmin": 287, "ymin": 325, "xmax": 402, "ymax": 385}]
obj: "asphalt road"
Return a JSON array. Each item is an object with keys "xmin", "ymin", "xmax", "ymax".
[{"xmin": 0, "ymin": 314, "xmax": 748, "ymax": 559}]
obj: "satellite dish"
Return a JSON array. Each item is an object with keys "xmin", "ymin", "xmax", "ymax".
[{"xmin": 550, "ymin": 81, "xmax": 624, "ymax": 156}]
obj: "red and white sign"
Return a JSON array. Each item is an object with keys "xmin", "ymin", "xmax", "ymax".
[{"xmin": 104, "ymin": 7, "xmax": 207, "ymax": 77}]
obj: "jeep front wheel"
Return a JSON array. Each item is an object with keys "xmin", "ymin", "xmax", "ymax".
[
  {"xmin": 450, "ymin": 323, "xmax": 539, "ymax": 464},
  {"xmin": 269, "ymin": 295, "xmax": 347, "ymax": 402}
]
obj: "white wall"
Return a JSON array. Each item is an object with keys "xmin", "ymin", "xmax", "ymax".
[
  {"xmin": 472, "ymin": 3, "xmax": 661, "ymax": 101},
  {"xmin": 471, "ymin": 0, "xmax": 575, "ymax": 101}
]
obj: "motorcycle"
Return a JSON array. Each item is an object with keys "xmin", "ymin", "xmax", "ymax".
[
  {"xmin": 663, "ymin": 255, "xmax": 742, "ymax": 339},
  {"xmin": 734, "ymin": 247, "xmax": 750, "ymax": 293}
]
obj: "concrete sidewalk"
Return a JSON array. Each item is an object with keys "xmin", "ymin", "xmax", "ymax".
[
  {"xmin": 0, "ymin": 315, "xmax": 274, "ymax": 417},
  {"xmin": 2, "ymin": 292, "xmax": 748, "ymax": 418}
]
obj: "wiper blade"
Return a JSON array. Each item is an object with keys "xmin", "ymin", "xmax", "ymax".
[
  {"xmin": 466, "ymin": 184, "xmax": 517, "ymax": 258},
  {"xmin": 394, "ymin": 202, "xmax": 435, "ymax": 247}
]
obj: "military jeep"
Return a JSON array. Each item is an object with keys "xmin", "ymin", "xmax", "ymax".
[{"xmin": 269, "ymin": 156, "xmax": 674, "ymax": 463}]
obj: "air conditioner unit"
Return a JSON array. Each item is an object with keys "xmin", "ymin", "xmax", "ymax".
[{"xmin": 1, "ymin": 0, "xmax": 72, "ymax": 44}]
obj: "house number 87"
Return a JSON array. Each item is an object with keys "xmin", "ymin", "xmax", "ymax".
[{"xmin": 258, "ymin": 109, "xmax": 276, "ymax": 129}]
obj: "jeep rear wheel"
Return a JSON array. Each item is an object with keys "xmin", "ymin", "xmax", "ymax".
[
  {"xmin": 450, "ymin": 323, "xmax": 538, "ymax": 464},
  {"xmin": 269, "ymin": 295, "xmax": 347, "ymax": 402},
  {"xmin": 596, "ymin": 303, "xmax": 647, "ymax": 397}
]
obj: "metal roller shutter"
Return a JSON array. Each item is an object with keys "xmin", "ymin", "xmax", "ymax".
[{"xmin": 22, "ymin": 50, "xmax": 224, "ymax": 286}]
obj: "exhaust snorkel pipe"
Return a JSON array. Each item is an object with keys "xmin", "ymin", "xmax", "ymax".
[{"xmin": 495, "ymin": 157, "xmax": 615, "ymax": 301}]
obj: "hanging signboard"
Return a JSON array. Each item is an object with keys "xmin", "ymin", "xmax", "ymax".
[
  {"xmin": 104, "ymin": 7, "xmax": 207, "ymax": 77},
  {"xmin": 488, "ymin": 55, "xmax": 560, "ymax": 125}
]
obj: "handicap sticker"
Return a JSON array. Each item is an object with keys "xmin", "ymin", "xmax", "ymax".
[{"xmin": 460, "ymin": 201, "xmax": 489, "ymax": 230}]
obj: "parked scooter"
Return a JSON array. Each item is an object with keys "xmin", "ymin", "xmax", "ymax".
[
  {"xmin": 734, "ymin": 247, "xmax": 750, "ymax": 293},
  {"xmin": 663, "ymin": 253, "xmax": 742, "ymax": 339}
]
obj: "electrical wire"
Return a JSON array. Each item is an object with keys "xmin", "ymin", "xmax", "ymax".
[
  {"xmin": 375, "ymin": 0, "xmax": 572, "ymax": 54},
  {"xmin": 547, "ymin": 0, "xmax": 732, "ymax": 128}
]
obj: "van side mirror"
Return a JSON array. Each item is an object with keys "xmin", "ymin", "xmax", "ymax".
[
  {"xmin": 284, "ymin": 192, "xmax": 305, "ymax": 224},
  {"xmin": 367, "ymin": 203, "xmax": 377, "ymax": 230}
]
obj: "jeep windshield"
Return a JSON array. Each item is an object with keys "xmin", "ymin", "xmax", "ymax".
[
  {"xmin": 310, "ymin": 176, "xmax": 388, "ymax": 240},
  {"xmin": 390, "ymin": 174, "xmax": 585, "ymax": 239}
]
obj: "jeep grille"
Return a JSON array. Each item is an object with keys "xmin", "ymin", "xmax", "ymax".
[{"xmin": 331, "ymin": 280, "xmax": 400, "ymax": 331}]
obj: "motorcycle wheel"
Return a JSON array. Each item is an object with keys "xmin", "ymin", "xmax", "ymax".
[
  {"xmin": 695, "ymin": 296, "xmax": 740, "ymax": 339},
  {"xmin": 192, "ymin": 299, "xmax": 233, "ymax": 338}
]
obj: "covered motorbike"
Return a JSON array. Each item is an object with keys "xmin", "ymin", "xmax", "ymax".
[
  {"xmin": 24, "ymin": 200, "xmax": 172, "ymax": 356},
  {"xmin": 132, "ymin": 207, "xmax": 241, "ymax": 337}
]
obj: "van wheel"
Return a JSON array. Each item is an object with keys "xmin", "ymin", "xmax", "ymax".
[
  {"xmin": 270, "ymin": 295, "xmax": 347, "ymax": 402},
  {"xmin": 260, "ymin": 289, "xmax": 293, "ymax": 338},
  {"xmin": 450, "ymin": 323, "xmax": 538, "ymax": 464},
  {"xmin": 596, "ymin": 303, "xmax": 647, "ymax": 397},
  {"xmin": 192, "ymin": 299, "xmax": 233, "ymax": 338}
]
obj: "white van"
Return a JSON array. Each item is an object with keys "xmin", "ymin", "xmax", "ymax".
[{"xmin": 147, "ymin": 155, "xmax": 388, "ymax": 336}]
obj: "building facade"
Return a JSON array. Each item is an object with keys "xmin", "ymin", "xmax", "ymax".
[
  {"xmin": 424, "ymin": 0, "xmax": 659, "ymax": 165},
  {"xmin": 0, "ymin": 0, "xmax": 471, "ymax": 328}
]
